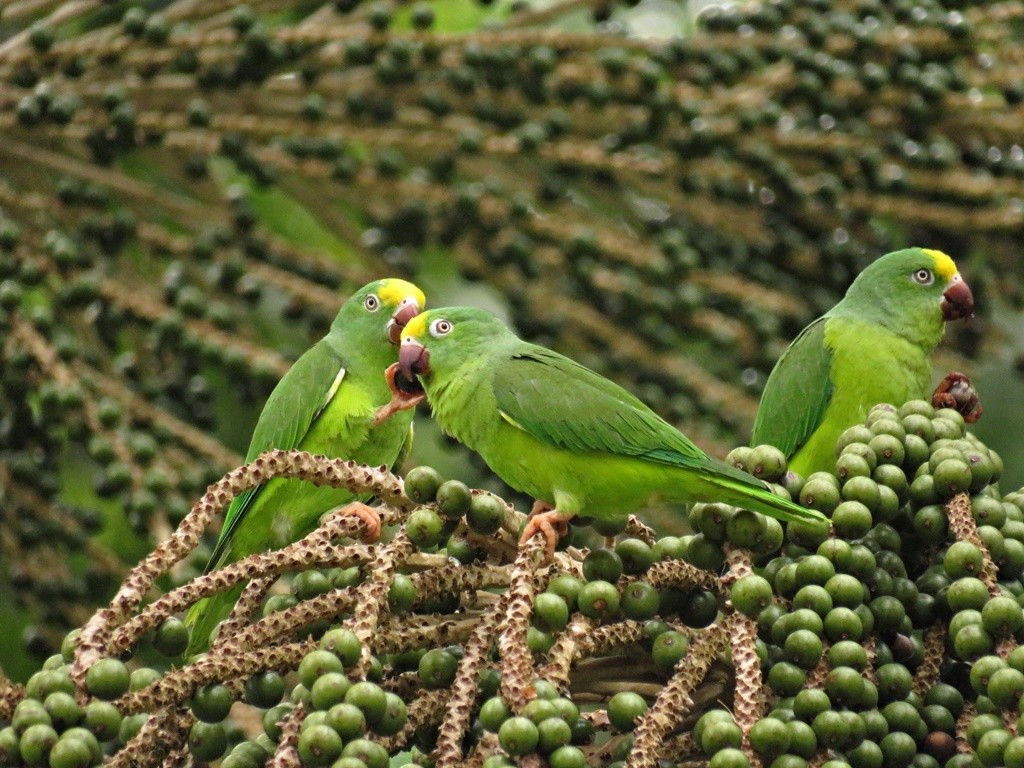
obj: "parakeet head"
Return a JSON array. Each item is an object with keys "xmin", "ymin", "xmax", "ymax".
[
  {"xmin": 397, "ymin": 307, "xmax": 511, "ymax": 389},
  {"xmin": 333, "ymin": 278, "xmax": 425, "ymax": 344},
  {"xmin": 838, "ymin": 248, "xmax": 973, "ymax": 341}
]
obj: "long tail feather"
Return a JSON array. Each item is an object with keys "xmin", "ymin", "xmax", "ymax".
[{"xmin": 704, "ymin": 473, "xmax": 827, "ymax": 525}]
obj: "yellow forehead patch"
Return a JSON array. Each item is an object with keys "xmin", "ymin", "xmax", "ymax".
[
  {"xmin": 401, "ymin": 312, "xmax": 429, "ymax": 340},
  {"xmin": 922, "ymin": 249, "xmax": 958, "ymax": 282},
  {"xmin": 378, "ymin": 278, "xmax": 426, "ymax": 310}
]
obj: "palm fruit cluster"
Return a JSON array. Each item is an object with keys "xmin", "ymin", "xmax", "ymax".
[
  {"xmin": 0, "ymin": 397, "xmax": 1022, "ymax": 768},
  {"xmin": 690, "ymin": 399, "xmax": 1021, "ymax": 768},
  {"xmin": 3, "ymin": 0, "xmax": 1024, "ymax": 668}
]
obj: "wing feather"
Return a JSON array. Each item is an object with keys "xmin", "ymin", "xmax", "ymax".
[
  {"xmin": 751, "ymin": 318, "xmax": 834, "ymax": 458},
  {"xmin": 491, "ymin": 347, "xmax": 709, "ymax": 468},
  {"xmin": 207, "ymin": 340, "xmax": 346, "ymax": 571}
]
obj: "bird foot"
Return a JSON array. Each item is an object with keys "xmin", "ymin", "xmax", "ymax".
[
  {"xmin": 932, "ymin": 371, "xmax": 983, "ymax": 423},
  {"xmin": 520, "ymin": 502, "xmax": 572, "ymax": 562},
  {"xmin": 338, "ymin": 501, "xmax": 382, "ymax": 542},
  {"xmin": 374, "ymin": 363, "xmax": 425, "ymax": 425}
]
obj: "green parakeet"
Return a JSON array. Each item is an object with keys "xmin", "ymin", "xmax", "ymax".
[
  {"xmin": 390, "ymin": 307, "xmax": 826, "ymax": 558},
  {"xmin": 184, "ymin": 278, "xmax": 425, "ymax": 654},
  {"xmin": 751, "ymin": 247, "xmax": 974, "ymax": 477}
]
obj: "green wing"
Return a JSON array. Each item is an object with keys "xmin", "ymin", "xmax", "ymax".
[
  {"xmin": 490, "ymin": 344, "xmax": 825, "ymax": 524},
  {"xmin": 207, "ymin": 338, "xmax": 347, "ymax": 571},
  {"xmin": 491, "ymin": 346, "xmax": 711, "ymax": 469},
  {"xmin": 751, "ymin": 317, "xmax": 834, "ymax": 458}
]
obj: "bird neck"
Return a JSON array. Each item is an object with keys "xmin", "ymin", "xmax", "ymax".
[
  {"xmin": 828, "ymin": 299, "xmax": 944, "ymax": 352},
  {"xmin": 425, "ymin": 357, "xmax": 495, "ymax": 447}
]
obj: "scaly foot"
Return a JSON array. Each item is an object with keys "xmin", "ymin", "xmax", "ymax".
[
  {"xmin": 373, "ymin": 363, "xmax": 425, "ymax": 425},
  {"xmin": 520, "ymin": 501, "xmax": 572, "ymax": 562},
  {"xmin": 338, "ymin": 501, "xmax": 382, "ymax": 542}
]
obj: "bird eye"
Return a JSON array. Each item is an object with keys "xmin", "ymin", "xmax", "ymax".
[
  {"xmin": 363, "ymin": 294, "xmax": 381, "ymax": 312},
  {"xmin": 430, "ymin": 319, "xmax": 452, "ymax": 337},
  {"xmin": 912, "ymin": 269, "xmax": 933, "ymax": 285}
]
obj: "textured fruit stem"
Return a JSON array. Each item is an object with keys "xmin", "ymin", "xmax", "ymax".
[
  {"xmin": 352, "ymin": 529, "xmax": 415, "ymax": 677},
  {"xmin": 108, "ymin": 508, "xmax": 381, "ymax": 655},
  {"xmin": 73, "ymin": 451, "xmax": 412, "ymax": 687},
  {"xmin": 946, "ymin": 492, "xmax": 999, "ymax": 594},
  {"xmin": 233, "ymin": 586, "xmax": 358, "ymax": 650},
  {"xmin": 722, "ymin": 544, "xmax": 766, "ymax": 752},
  {"xmin": 730, "ymin": 614, "xmax": 765, "ymax": 738},
  {"xmin": 374, "ymin": 615, "xmax": 481, "ymax": 656},
  {"xmin": 661, "ymin": 731, "xmax": 699, "ymax": 761},
  {"xmin": 117, "ymin": 641, "xmax": 315, "ymax": 715},
  {"xmin": 625, "ymin": 618, "xmax": 730, "ymax": 768},
  {"xmin": 538, "ymin": 614, "xmax": 596, "ymax": 692},
  {"xmin": 955, "ymin": 702, "xmax": 976, "ymax": 753},
  {"xmin": 576, "ymin": 620, "xmax": 645, "ymax": 658},
  {"xmin": 644, "ymin": 558, "xmax": 725, "ymax": 598},
  {"xmin": 997, "ymin": 636, "xmax": 1019, "ymax": 661},
  {"xmin": 268, "ymin": 702, "xmax": 305, "ymax": 768},
  {"xmin": 624, "ymin": 515, "xmax": 657, "ymax": 545},
  {"xmin": 805, "ymin": 642, "xmax": 832, "ymax": 689},
  {"xmin": 159, "ymin": 746, "xmax": 194, "ymax": 768},
  {"xmin": 436, "ymin": 594, "xmax": 510, "ymax": 768},
  {"xmin": 212, "ymin": 575, "xmax": 277, "ymax": 652},
  {"xmin": 380, "ymin": 688, "xmax": 449, "ymax": 753},
  {"xmin": 912, "ymin": 624, "xmax": 946, "ymax": 696},
  {"xmin": 107, "ymin": 706, "xmax": 193, "ymax": 768},
  {"xmin": 465, "ymin": 732, "xmax": 502, "ymax": 768},
  {"xmin": 0, "ymin": 676, "xmax": 24, "ymax": 722},
  {"xmin": 863, "ymin": 634, "xmax": 878, "ymax": 685},
  {"xmin": 411, "ymin": 562, "xmax": 511, "ymax": 602},
  {"xmin": 498, "ymin": 535, "xmax": 547, "ymax": 711},
  {"xmin": 722, "ymin": 542, "xmax": 754, "ymax": 583}
]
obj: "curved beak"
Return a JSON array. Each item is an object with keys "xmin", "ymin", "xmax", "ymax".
[
  {"xmin": 387, "ymin": 298, "xmax": 421, "ymax": 345},
  {"xmin": 941, "ymin": 273, "xmax": 974, "ymax": 321},
  {"xmin": 398, "ymin": 337, "xmax": 430, "ymax": 384}
]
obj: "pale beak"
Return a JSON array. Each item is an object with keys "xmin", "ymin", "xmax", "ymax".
[{"xmin": 387, "ymin": 298, "xmax": 421, "ymax": 344}]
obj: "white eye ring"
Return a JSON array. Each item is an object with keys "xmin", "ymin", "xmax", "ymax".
[
  {"xmin": 363, "ymin": 294, "xmax": 381, "ymax": 312},
  {"xmin": 430, "ymin": 318, "xmax": 453, "ymax": 337},
  {"xmin": 912, "ymin": 269, "xmax": 933, "ymax": 286}
]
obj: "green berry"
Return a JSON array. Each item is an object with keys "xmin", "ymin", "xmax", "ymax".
[
  {"xmin": 325, "ymin": 702, "xmax": 365, "ymax": 740},
  {"xmin": 607, "ymin": 692, "xmax": 648, "ymax": 732},
  {"xmin": 152, "ymin": 617, "xmax": 189, "ymax": 657},
  {"xmin": 576, "ymin": 580, "xmax": 620, "ymax": 621},
  {"xmin": 344, "ymin": 681, "xmax": 387, "ymax": 725},
  {"xmin": 467, "ymin": 493, "xmax": 506, "ymax": 535},
  {"xmin": 298, "ymin": 650, "xmax": 345, "ymax": 689},
  {"xmin": 297, "ymin": 724, "xmax": 342, "ymax": 767},
  {"xmin": 187, "ymin": 721, "xmax": 227, "ymax": 761},
  {"xmin": 191, "ymin": 683, "xmax": 233, "ymax": 723},
  {"xmin": 498, "ymin": 716, "xmax": 539, "ymax": 756},
  {"xmin": 84, "ymin": 658, "xmax": 130, "ymax": 700},
  {"xmin": 318, "ymin": 628, "xmax": 361, "ymax": 667},
  {"xmin": 405, "ymin": 507, "xmax": 444, "ymax": 548},
  {"xmin": 418, "ymin": 649, "xmax": 458, "ymax": 689},
  {"xmin": 404, "ymin": 466, "xmax": 442, "ymax": 503},
  {"xmin": 436, "ymin": 480, "xmax": 472, "ymax": 519},
  {"xmin": 583, "ymin": 548, "xmax": 623, "ymax": 582}
]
